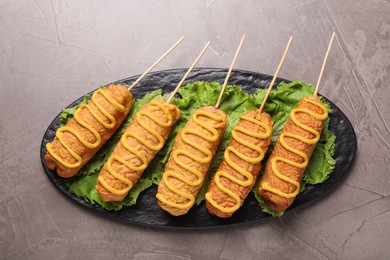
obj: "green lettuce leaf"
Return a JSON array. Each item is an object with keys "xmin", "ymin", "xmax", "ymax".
[{"xmin": 60, "ymin": 81, "xmax": 336, "ymax": 215}]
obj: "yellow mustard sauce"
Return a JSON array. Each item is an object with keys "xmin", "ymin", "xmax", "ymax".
[
  {"xmin": 261, "ymin": 98, "xmax": 328, "ymax": 198},
  {"xmin": 98, "ymin": 100, "xmax": 173, "ymax": 195},
  {"xmin": 46, "ymin": 89, "xmax": 126, "ymax": 168},
  {"xmin": 156, "ymin": 110, "xmax": 223, "ymax": 209},
  {"xmin": 205, "ymin": 114, "xmax": 272, "ymax": 213}
]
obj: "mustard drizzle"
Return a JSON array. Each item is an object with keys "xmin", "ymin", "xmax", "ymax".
[
  {"xmin": 46, "ymin": 89, "xmax": 126, "ymax": 168},
  {"xmin": 98, "ymin": 100, "xmax": 173, "ymax": 195},
  {"xmin": 156, "ymin": 110, "xmax": 223, "ymax": 209},
  {"xmin": 261, "ymin": 98, "xmax": 328, "ymax": 198},
  {"xmin": 205, "ymin": 114, "xmax": 272, "ymax": 213}
]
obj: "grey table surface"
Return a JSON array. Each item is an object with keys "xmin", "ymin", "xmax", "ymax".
[{"xmin": 1, "ymin": 0, "xmax": 389, "ymax": 259}]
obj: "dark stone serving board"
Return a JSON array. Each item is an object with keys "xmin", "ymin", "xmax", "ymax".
[{"xmin": 40, "ymin": 68, "xmax": 357, "ymax": 229}]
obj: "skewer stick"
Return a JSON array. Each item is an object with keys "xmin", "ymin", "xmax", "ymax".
[
  {"xmin": 215, "ymin": 34, "xmax": 246, "ymax": 108},
  {"xmin": 314, "ymin": 32, "xmax": 336, "ymax": 96},
  {"xmin": 259, "ymin": 36, "xmax": 293, "ymax": 113},
  {"xmin": 128, "ymin": 36, "xmax": 185, "ymax": 91},
  {"xmin": 167, "ymin": 41, "xmax": 211, "ymax": 103}
]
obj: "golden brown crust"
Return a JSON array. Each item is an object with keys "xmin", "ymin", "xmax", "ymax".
[
  {"xmin": 258, "ymin": 96, "xmax": 326, "ymax": 212},
  {"xmin": 206, "ymin": 111, "xmax": 273, "ymax": 218},
  {"xmin": 44, "ymin": 84, "xmax": 133, "ymax": 178},
  {"xmin": 157, "ymin": 106, "xmax": 227, "ymax": 216},
  {"xmin": 96, "ymin": 99, "xmax": 181, "ymax": 202}
]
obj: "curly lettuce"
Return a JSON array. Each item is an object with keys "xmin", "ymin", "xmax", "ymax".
[{"xmin": 61, "ymin": 81, "xmax": 336, "ymax": 214}]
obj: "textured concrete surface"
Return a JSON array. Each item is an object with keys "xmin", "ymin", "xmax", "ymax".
[{"xmin": 1, "ymin": 0, "xmax": 389, "ymax": 259}]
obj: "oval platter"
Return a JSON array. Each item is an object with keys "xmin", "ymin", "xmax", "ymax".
[{"xmin": 40, "ymin": 68, "xmax": 357, "ymax": 228}]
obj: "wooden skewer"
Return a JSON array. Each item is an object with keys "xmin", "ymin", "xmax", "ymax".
[
  {"xmin": 215, "ymin": 34, "xmax": 246, "ymax": 108},
  {"xmin": 314, "ymin": 32, "xmax": 336, "ymax": 96},
  {"xmin": 128, "ymin": 36, "xmax": 185, "ymax": 91},
  {"xmin": 258, "ymin": 36, "xmax": 293, "ymax": 113},
  {"xmin": 167, "ymin": 41, "xmax": 211, "ymax": 103}
]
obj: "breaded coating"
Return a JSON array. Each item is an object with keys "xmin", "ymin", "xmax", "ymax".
[
  {"xmin": 96, "ymin": 99, "xmax": 180, "ymax": 202},
  {"xmin": 44, "ymin": 84, "xmax": 133, "ymax": 178},
  {"xmin": 206, "ymin": 110, "xmax": 273, "ymax": 218},
  {"xmin": 258, "ymin": 96, "xmax": 328, "ymax": 211},
  {"xmin": 157, "ymin": 106, "xmax": 226, "ymax": 216}
]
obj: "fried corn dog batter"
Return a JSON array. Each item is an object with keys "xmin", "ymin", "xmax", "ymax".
[
  {"xmin": 45, "ymin": 84, "xmax": 133, "ymax": 178},
  {"xmin": 96, "ymin": 99, "xmax": 180, "ymax": 202},
  {"xmin": 206, "ymin": 110, "xmax": 273, "ymax": 218},
  {"xmin": 258, "ymin": 96, "xmax": 328, "ymax": 211},
  {"xmin": 156, "ymin": 106, "xmax": 226, "ymax": 216}
]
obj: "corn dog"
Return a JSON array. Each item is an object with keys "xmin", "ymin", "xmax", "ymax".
[
  {"xmin": 206, "ymin": 110, "xmax": 273, "ymax": 218},
  {"xmin": 44, "ymin": 84, "xmax": 133, "ymax": 178},
  {"xmin": 156, "ymin": 106, "xmax": 227, "ymax": 216},
  {"xmin": 96, "ymin": 99, "xmax": 180, "ymax": 202},
  {"xmin": 258, "ymin": 33, "xmax": 334, "ymax": 212},
  {"xmin": 258, "ymin": 95, "xmax": 328, "ymax": 211},
  {"xmin": 96, "ymin": 41, "xmax": 211, "ymax": 202}
]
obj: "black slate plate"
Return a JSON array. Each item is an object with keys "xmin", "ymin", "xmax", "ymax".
[{"xmin": 40, "ymin": 68, "xmax": 357, "ymax": 228}]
